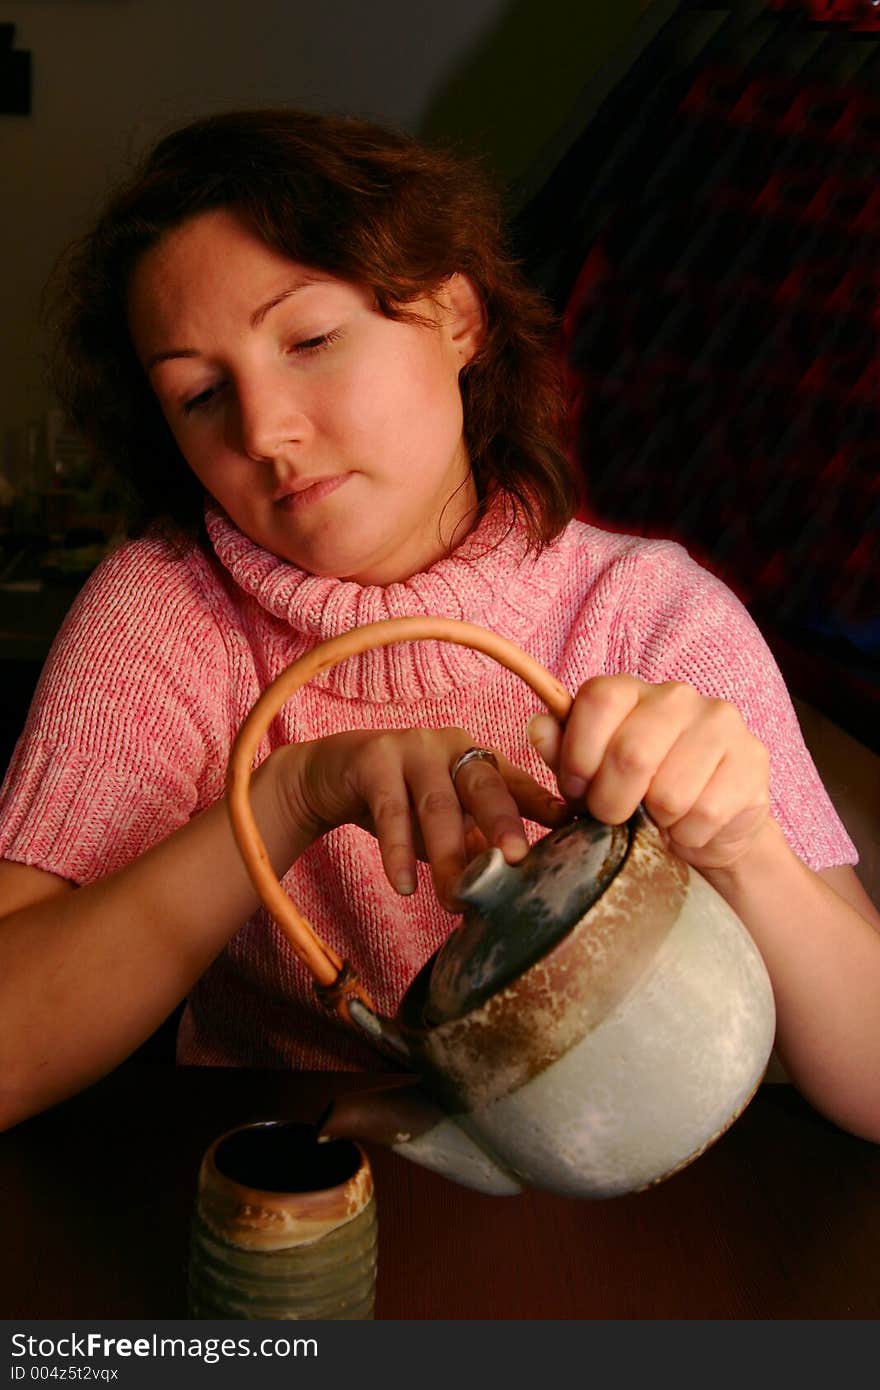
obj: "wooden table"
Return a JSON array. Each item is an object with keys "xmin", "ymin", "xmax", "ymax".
[{"xmin": 2, "ymin": 1064, "xmax": 878, "ymax": 1320}]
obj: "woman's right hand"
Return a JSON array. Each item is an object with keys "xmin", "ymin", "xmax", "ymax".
[{"xmin": 282, "ymin": 728, "xmax": 567, "ymax": 910}]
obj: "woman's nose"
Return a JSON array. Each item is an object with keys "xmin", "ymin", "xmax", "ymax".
[{"xmin": 236, "ymin": 376, "xmax": 310, "ymax": 461}]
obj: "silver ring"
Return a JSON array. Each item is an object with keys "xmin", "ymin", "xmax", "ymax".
[{"xmin": 450, "ymin": 746, "xmax": 499, "ymax": 786}]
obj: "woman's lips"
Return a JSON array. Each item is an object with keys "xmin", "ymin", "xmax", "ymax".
[{"xmin": 274, "ymin": 474, "xmax": 351, "ymax": 511}]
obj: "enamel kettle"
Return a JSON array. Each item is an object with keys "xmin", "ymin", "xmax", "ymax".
[{"xmin": 226, "ymin": 618, "xmax": 776, "ymax": 1198}]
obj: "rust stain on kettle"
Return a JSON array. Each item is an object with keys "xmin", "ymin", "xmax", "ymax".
[{"xmin": 404, "ymin": 817, "xmax": 689, "ymax": 1112}]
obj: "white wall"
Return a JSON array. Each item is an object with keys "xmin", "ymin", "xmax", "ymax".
[{"xmin": 0, "ymin": 0, "xmax": 509, "ymax": 478}]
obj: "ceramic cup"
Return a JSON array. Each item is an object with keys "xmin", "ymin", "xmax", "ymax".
[{"xmin": 187, "ymin": 1120, "xmax": 377, "ymax": 1320}]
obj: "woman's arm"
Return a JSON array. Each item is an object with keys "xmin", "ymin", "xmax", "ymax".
[
  {"xmin": 530, "ymin": 680, "xmax": 880, "ymax": 1144},
  {"xmin": 0, "ymin": 728, "xmax": 564, "ymax": 1132},
  {"xmin": 704, "ymin": 835, "xmax": 880, "ymax": 1142},
  {"xmin": 0, "ymin": 746, "xmax": 312, "ymax": 1131}
]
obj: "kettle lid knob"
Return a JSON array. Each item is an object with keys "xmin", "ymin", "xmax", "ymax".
[{"xmin": 424, "ymin": 815, "xmax": 631, "ymax": 1025}]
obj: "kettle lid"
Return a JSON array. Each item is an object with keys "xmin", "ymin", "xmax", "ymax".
[{"xmin": 424, "ymin": 815, "xmax": 631, "ymax": 1025}]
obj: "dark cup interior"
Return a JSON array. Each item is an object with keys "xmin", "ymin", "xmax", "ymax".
[{"xmin": 213, "ymin": 1121, "xmax": 361, "ymax": 1194}]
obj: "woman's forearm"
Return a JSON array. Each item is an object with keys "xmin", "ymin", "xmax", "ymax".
[
  {"xmin": 0, "ymin": 745, "xmax": 310, "ymax": 1130},
  {"xmin": 703, "ymin": 819, "xmax": 880, "ymax": 1143}
]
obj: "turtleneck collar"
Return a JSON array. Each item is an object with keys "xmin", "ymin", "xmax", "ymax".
[{"xmin": 204, "ymin": 496, "xmax": 571, "ymax": 702}]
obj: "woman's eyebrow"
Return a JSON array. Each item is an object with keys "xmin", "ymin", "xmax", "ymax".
[
  {"xmin": 147, "ymin": 346, "xmax": 199, "ymax": 372},
  {"xmin": 146, "ymin": 277, "xmax": 326, "ymax": 371},
  {"xmin": 250, "ymin": 276, "xmax": 324, "ymax": 328}
]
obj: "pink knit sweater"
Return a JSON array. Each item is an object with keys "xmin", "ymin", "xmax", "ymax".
[{"xmin": 0, "ymin": 501, "xmax": 856, "ymax": 1071}]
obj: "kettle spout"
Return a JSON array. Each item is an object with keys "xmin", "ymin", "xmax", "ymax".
[{"xmin": 319, "ymin": 1080, "xmax": 523, "ymax": 1196}]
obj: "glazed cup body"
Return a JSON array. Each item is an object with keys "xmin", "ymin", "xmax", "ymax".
[{"xmin": 187, "ymin": 1120, "xmax": 377, "ymax": 1320}]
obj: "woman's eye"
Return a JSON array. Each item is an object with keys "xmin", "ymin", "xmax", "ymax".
[
  {"xmin": 176, "ymin": 329, "xmax": 343, "ymax": 416},
  {"xmin": 290, "ymin": 328, "xmax": 343, "ymax": 356},
  {"xmin": 182, "ymin": 384, "xmax": 223, "ymax": 415}
]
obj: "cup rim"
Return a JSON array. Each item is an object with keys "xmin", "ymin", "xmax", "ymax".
[{"xmin": 196, "ymin": 1120, "xmax": 374, "ymax": 1251}]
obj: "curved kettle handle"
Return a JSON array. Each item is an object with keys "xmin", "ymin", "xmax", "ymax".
[{"xmin": 226, "ymin": 616, "xmax": 573, "ymax": 1025}]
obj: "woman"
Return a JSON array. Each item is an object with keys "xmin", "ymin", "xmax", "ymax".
[{"xmin": 0, "ymin": 108, "xmax": 877, "ymax": 1140}]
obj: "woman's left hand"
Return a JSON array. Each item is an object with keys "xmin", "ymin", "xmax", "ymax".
[{"xmin": 529, "ymin": 675, "xmax": 771, "ymax": 872}]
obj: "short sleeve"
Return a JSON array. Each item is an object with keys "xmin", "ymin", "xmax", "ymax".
[
  {"xmin": 0, "ymin": 538, "xmax": 232, "ymax": 884},
  {"xmin": 614, "ymin": 542, "xmax": 857, "ymax": 871}
]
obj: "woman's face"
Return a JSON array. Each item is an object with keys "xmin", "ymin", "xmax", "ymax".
[{"xmin": 127, "ymin": 208, "xmax": 483, "ymax": 584}]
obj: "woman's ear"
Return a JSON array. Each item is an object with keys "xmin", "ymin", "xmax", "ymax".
[{"xmin": 439, "ymin": 273, "xmax": 486, "ymax": 368}]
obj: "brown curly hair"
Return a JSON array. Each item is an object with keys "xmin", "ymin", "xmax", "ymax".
[{"xmin": 45, "ymin": 108, "xmax": 574, "ymax": 549}]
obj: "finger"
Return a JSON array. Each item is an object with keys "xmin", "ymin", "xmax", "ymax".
[
  {"xmin": 462, "ymin": 814, "xmax": 490, "ymax": 861},
  {"xmin": 557, "ymin": 675, "xmax": 647, "ymax": 805},
  {"xmin": 491, "ymin": 753, "xmax": 569, "ymax": 830},
  {"xmin": 453, "ymin": 755, "xmax": 532, "ymax": 864},
  {"xmin": 408, "ymin": 756, "xmax": 471, "ymax": 910},
  {"xmin": 639, "ymin": 718, "xmax": 730, "ymax": 830},
  {"xmin": 587, "ymin": 686, "xmax": 703, "ymax": 824},
  {"xmin": 528, "ymin": 713, "xmax": 563, "ymax": 772},
  {"xmin": 365, "ymin": 773, "xmax": 419, "ymax": 896},
  {"xmin": 664, "ymin": 753, "xmax": 769, "ymax": 861}
]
